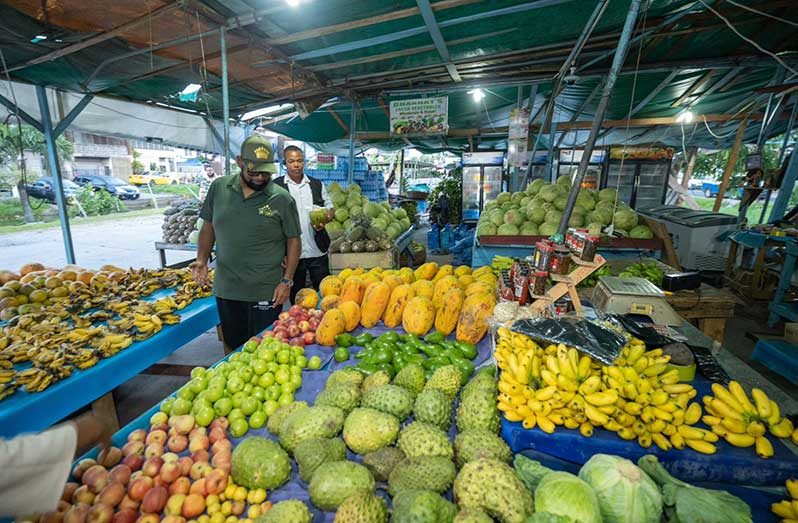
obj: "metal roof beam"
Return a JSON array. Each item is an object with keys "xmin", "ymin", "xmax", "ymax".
[
  {"xmin": 687, "ymin": 66, "xmax": 743, "ymax": 107},
  {"xmin": 627, "ymin": 70, "xmax": 679, "ymax": 118},
  {"xmin": 0, "ymin": 93, "xmax": 43, "ymax": 132},
  {"xmin": 53, "ymin": 94, "xmax": 93, "ymax": 138},
  {"xmin": 556, "ymin": 80, "xmax": 604, "ymax": 147},
  {"xmin": 416, "ymin": 0, "xmax": 461, "ymax": 82},
  {"xmin": 290, "ymin": 0, "xmax": 579, "ymax": 61},
  {"xmin": 672, "ymin": 70, "xmax": 717, "ymax": 107}
]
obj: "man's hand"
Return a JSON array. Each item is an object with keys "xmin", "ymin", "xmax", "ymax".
[
  {"xmin": 273, "ymin": 282, "xmax": 291, "ymax": 306},
  {"xmin": 73, "ymin": 413, "xmax": 113, "ymax": 450},
  {"xmin": 189, "ymin": 260, "xmax": 210, "ymax": 286}
]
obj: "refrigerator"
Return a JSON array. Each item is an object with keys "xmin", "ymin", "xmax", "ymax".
[
  {"xmin": 603, "ymin": 147, "xmax": 673, "ymax": 210},
  {"xmin": 461, "ymin": 151, "xmax": 506, "ymax": 222}
]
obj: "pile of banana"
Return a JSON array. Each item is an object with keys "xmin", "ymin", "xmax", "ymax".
[
  {"xmin": 0, "ymin": 268, "xmax": 213, "ymax": 400},
  {"xmin": 702, "ymin": 381, "xmax": 797, "ymax": 459},
  {"xmin": 496, "ymin": 328, "xmax": 716, "ymax": 454},
  {"xmin": 772, "ymin": 478, "xmax": 798, "ymax": 520},
  {"xmin": 491, "ymin": 255, "xmax": 514, "ymax": 274}
]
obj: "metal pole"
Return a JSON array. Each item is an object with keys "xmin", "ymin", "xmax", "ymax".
[
  {"xmin": 769, "ymin": 140, "xmax": 798, "ymax": 223},
  {"xmin": 36, "ymin": 85, "xmax": 75, "ymax": 264},
  {"xmin": 556, "ymin": 0, "xmax": 643, "ymax": 236},
  {"xmin": 758, "ymin": 96, "xmax": 798, "ymax": 223},
  {"xmin": 221, "ymin": 27, "xmax": 230, "ymax": 176},
  {"xmin": 546, "ymin": 105, "xmax": 558, "ymax": 182},
  {"xmin": 347, "ymin": 101, "xmax": 357, "ymax": 184}
]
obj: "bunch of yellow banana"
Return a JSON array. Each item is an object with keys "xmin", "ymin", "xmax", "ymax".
[
  {"xmin": 772, "ymin": 478, "xmax": 798, "ymax": 521},
  {"xmin": 492, "ymin": 256, "xmax": 514, "ymax": 274},
  {"xmin": 0, "ymin": 383, "xmax": 17, "ymax": 400},
  {"xmin": 133, "ymin": 313, "xmax": 163, "ymax": 339},
  {"xmin": 15, "ymin": 367, "xmax": 54, "ymax": 392},
  {"xmin": 701, "ymin": 381, "xmax": 790, "ymax": 459},
  {"xmin": 495, "ymin": 328, "xmax": 712, "ymax": 453},
  {"xmin": 0, "ymin": 368, "xmax": 15, "ymax": 384},
  {"xmin": 69, "ymin": 348, "xmax": 100, "ymax": 370},
  {"xmin": 92, "ymin": 333, "xmax": 133, "ymax": 356}
]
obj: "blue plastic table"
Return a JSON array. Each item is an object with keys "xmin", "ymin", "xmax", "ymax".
[{"xmin": 0, "ymin": 296, "xmax": 219, "ymax": 438}]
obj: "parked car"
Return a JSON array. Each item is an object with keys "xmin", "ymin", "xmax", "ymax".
[
  {"xmin": 129, "ymin": 171, "xmax": 174, "ymax": 185},
  {"xmin": 26, "ymin": 178, "xmax": 80, "ymax": 203},
  {"xmin": 73, "ymin": 174, "xmax": 140, "ymax": 200},
  {"xmin": 701, "ymin": 181, "xmax": 743, "ymax": 199}
]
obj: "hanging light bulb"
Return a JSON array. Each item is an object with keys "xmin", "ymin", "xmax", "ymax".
[
  {"xmin": 676, "ymin": 110, "xmax": 695, "ymax": 124},
  {"xmin": 468, "ymin": 88, "xmax": 485, "ymax": 102}
]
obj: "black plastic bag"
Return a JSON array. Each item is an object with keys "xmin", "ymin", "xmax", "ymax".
[
  {"xmin": 511, "ymin": 316, "xmax": 627, "ymax": 365},
  {"xmin": 608, "ymin": 314, "xmax": 672, "ymax": 347}
]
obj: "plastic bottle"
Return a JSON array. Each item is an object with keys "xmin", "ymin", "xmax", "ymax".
[
  {"xmin": 440, "ymin": 224, "xmax": 454, "ymax": 252},
  {"xmin": 428, "ymin": 223, "xmax": 440, "ymax": 251}
]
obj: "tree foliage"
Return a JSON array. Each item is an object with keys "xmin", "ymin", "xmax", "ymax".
[
  {"xmin": 428, "ymin": 166, "xmax": 462, "ymax": 224},
  {"xmin": 0, "ymin": 124, "xmax": 73, "ymax": 167}
]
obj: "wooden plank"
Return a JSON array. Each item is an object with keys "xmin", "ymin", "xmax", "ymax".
[
  {"xmin": 698, "ymin": 317, "xmax": 727, "ymax": 342},
  {"xmin": 639, "ymin": 216, "xmax": 680, "ymax": 268},
  {"xmin": 713, "ymin": 120, "xmax": 747, "ymax": 212},
  {"xmin": 327, "ymin": 108, "xmax": 350, "ymax": 135}
]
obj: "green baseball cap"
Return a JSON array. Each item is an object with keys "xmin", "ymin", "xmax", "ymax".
[{"xmin": 239, "ymin": 134, "xmax": 277, "ymax": 173}]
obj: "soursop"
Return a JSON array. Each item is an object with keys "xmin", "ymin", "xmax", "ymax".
[
  {"xmin": 255, "ymin": 499, "xmax": 311, "ymax": 523},
  {"xmin": 393, "ymin": 363, "xmax": 426, "ymax": 395},
  {"xmin": 457, "ymin": 374, "xmax": 500, "ymax": 434},
  {"xmin": 454, "ymin": 429, "xmax": 511, "ymax": 468},
  {"xmin": 309, "ymin": 460, "xmax": 375, "ymax": 511},
  {"xmin": 361, "ymin": 370, "xmax": 392, "ymax": 393},
  {"xmin": 316, "ymin": 381, "xmax": 361, "ymax": 413},
  {"xmin": 413, "ymin": 388, "xmax": 452, "ymax": 430},
  {"xmin": 333, "ymin": 490, "xmax": 388, "ymax": 523},
  {"xmin": 391, "ymin": 490, "xmax": 456, "ymax": 523},
  {"xmin": 361, "ymin": 384, "xmax": 415, "ymax": 421},
  {"xmin": 266, "ymin": 401, "xmax": 308, "ymax": 436},
  {"xmin": 397, "ymin": 422, "xmax": 453, "ymax": 459},
  {"xmin": 453, "ymin": 509, "xmax": 493, "ymax": 523},
  {"xmin": 294, "ymin": 437, "xmax": 347, "ymax": 483},
  {"xmin": 388, "ymin": 456, "xmax": 456, "ymax": 496},
  {"xmin": 343, "ymin": 408, "xmax": 400, "ymax": 455},
  {"xmin": 424, "ymin": 365, "xmax": 462, "ymax": 400},
  {"xmin": 453, "ymin": 459, "xmax": 533, "ymax": 523},
  {"xmin": 362, "ymin": 447, "xmax": 406, "ymax": 482},
  {"xmin": 328, "ymin": 368, "xmax": 365, "ymax": 388},
  {"xmin": 230, "ymin": 437, "xmax": 291, "ymax": 490},
  {"xmin": 279, "ymin": 405, "xmax": 346, "ymax": 453}
]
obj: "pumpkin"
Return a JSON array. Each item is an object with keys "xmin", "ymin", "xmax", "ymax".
[
  {"xmin": 413, "ymin": 262, "xmax": 439, "ymax": 281},
  {"xmin": 434, "ymin": 288, "xmax": 465, "ymax": 336},
  {"xmin": 360, "ymin": 281, "xmax": 390, "ymax": 328},
  {"xmin": 316, "ymin": 309, "xmax": 346, "ymax": 346},
  {"xmin": 411, "ymin": 280, "xmax": 434, "ymax": 300},
  {"xmin": 383, "ymin": 284, "xmax": 415, "ymax": 328},
  {"xmin": 402, "ymin": 296, "xmax": 435, "ymax": 336},
  {"xmin": 320, "ymin": 295, "xmax": 340, "ymax": 312},
  {"xmin": 319, "ymin": 276, "xmax": 343, "ymax": 297},
  {"xmin": 340, "ymin": 277, "xmax": 367, "ymax": 304},
  {"xmin": 337, "ymin": 301, "xmax": 361, "ymax": 332},
  {"xmin": 294, "ymin": 288, "xmax": 319, "ymax": 309},
  {"xmin": 456, "ymin": 293, "xmax": 495, "ymax": 344},
  {"xmin": 432, "ymin": 276, "xmax": 461, "ymax": 310}
]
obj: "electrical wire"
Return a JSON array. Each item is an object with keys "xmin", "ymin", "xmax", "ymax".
[
  {"xmin": 0, "ymin": 45, "xmax": 32, "ymax": 205},
  {"xmin": 722, "ymin": 0, "xmax": 798, "ymax": 28},
  {"xmin": 702, "ymin": 115, "xmax": 738, "ymax": 139},
  {"xmin": 698, "ymin": 0, "xmax": 798, "ymax": 77}
]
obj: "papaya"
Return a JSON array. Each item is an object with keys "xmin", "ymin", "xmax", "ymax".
[
  {"xmin": 472, "ymin": 266, "xmax": 494, "ymax": 278},
  {"xmin": 432, "ymin": 265, "xmax": 454, "ymax": 282},
  {"xmin": 411, "ymin": 279, "xmax": 434, "ymax": 300},
  {"xmin": 413, "ymin": 262, "xmax": 439, "ymax": 281},
  {"xmin": 339, "ymin": 268, "xmax": 354, "ymax": 281},
  {"xmin": 361, "ymin": 273, "xmax": 380, "ymax": 287},
  {"xmin": 383, "ymin": 284, "xmax": 415, "ymax": 328},
  {"xmin": 320, "ymin": 295, "xmax": 340, "ymax": 312},
  {"xmin": 360, "ymin": 281, "xmax": 390, "ymax": 328},
  {"xmin": 340, "ymin": 276, "xmax": 367, "ymax": 304},
  {"xmin": 319, "ymin": 275, "xmax": 343, "ymax": 297},
  {"xmin": 456, "ymin": 293, "xmax": 495, "ymax": 344},
  {"xmin": 465, "ymin": 281, "xmax": 495, "ymax": 297},
  {"xmin": 454, "ymin": 265, "xmax": 472, "ymax": 277},
  {"xmin": 294, "ymin": 288, "xmax": 319, "ymax": 309},
  {"xmin": 398, "ymin": 267, "xmax": 416, "ymax": 284},
  {"xmin": 316, "ymin": 309, "xmax": 346, "ymax": 346},
  {"xmin": 434, "ymin": 288, "xmax": 465, "ymax": 336},
  {"xmin": 402, "ymin": 296, "xmax": 435, "ymax": 336},
  {"xmin": 337, "ymin": 301, "xmax": 361, "ymax": 332},
  {"xmin": 432, "ymin": 275, "xmax": 461, "ymax": 310},
  {"xmin": 475, "ymin": 272, "xmax": 498, "ymax": 287},
  {"xmin": 381, "ymin": 274, "xmax": 404, "ymax": 293},
  {"xmin": 457, "ymin": 274, "xmax": 475, "ymax": 288}
]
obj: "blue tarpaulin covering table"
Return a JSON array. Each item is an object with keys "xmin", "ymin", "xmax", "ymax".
[{"xmin": 0, "ymin": 296, "xmax": 219, "ymax": 438}]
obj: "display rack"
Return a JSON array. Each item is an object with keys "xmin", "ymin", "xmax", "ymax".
[{"xmin": 529, "ymin": 254, "xmax": 606, "ymax": 315}]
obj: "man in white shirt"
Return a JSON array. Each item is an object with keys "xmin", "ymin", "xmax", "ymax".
[{"xmin": 273, "ymin": 146, "xmax": 331, "ymax": 302}]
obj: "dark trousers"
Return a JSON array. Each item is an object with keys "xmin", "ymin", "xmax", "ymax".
[
  {"xmin": 216, "ymin": 297, "xmax": 281, "ymax": 353},
  {"xmin": 291, "ymin": 254, "xmax": 330, "ymax": 303}
]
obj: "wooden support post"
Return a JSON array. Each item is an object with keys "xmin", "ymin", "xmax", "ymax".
[
  {"xmin": 92, "ymin": 392, "xmax": 120, "ymax": 433},
  {"xmin": 681, "ymin": 147, "xmax": 698, "ymax": 188},
  {"xmin": 713, "ymin": 120, "xmax": 747, "ymax": 212}
]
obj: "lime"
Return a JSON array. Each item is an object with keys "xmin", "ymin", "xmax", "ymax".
[{"xmin": 334, "ymin": 347, "xmax": 351, "ymax": 363}]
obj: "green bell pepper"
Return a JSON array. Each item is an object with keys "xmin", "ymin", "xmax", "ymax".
[{"xmin": 334, "ymin": 333, "xmax": 355, "ymax": 348}]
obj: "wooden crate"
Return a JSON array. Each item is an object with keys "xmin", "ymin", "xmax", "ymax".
[{"xmin": 329, "ymin": 250, "xmax": 398, "ymax": 274}]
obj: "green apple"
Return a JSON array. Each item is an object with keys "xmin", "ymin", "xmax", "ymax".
[
  {"xmin": 228, "ymin": 408, "xmax": 245, "ymax": 422},
  {"xmin": 289, "ymin": 374, "xmax": 302, "ymax": 389},
  {"xmin": 266, "ymin": 362, "xmax": 279, "ymax": 374},
  {"xmin": 277, "ymin": 350, "xmax": 291, "ymax": 364},
  {"xmin": 160, "ymin": 397, "xmax": 175, "ymax": 415},
  {"xmin": 213, "ymin": 397, "xmax": 233, "ymax": 416},
  {"xmin": 295, "ymin": 355, "xmax": 308, "ymax": 369},
  {"xmin": 258, "ymin": 373, "xmax": 275, "ymax": 388},
  {"xmin": 307, "ymin": 356, "xmax": 323, "ymax": 370},
  {"xmin": 229, "ymin": 353, "xmax": 241, "ymax": 363},
  {"xmin": 263, "ymin": 400, "xmax": 279, "ymax": 416},
  {"xmin": 177, "ymin": 387, "xmax": 195, "ymax": 402},
  {"xmin": 267, "ymin": 385, "xmax": 281, "ymax": 401},
  {"xmin": 278, "ymin": 393, "xmax": 294, "ymax": 406},
  {"xmin": 280, "ymin": 382, "xmax": 295, "ymax": 396},
  {"xmin": 230, "ymin": 418, "xmax": 248, "ymax": 438},
  {"xmin": 243, "ymin": 383, "xmax": 254, "ymax": 394},
  {"xmin": 226, "ymin": 377, "xmax": 244, "ymax": 394},
  {"xmin": 275, "ymin": 368, "xmax": 290, "ymax": 385},
  {"xmin": 172, "ymin": 397, "xmax": 192, "ymax": 415},
  {"xmin": 252, "ymin": 359, "xmax": 267, "ymax": 376},
  {"xmin": 189, "ymin": 377, "xmax": 208, "ymax": 394},
  {"xmin": 190, "ymin": 367, "xmax": 207, "ymax": 379},
  {"xmin": 205, "ymin": 384, "xmax": 224, "ymax": 403},
  {"xmin": 252, "ymin": 386, "xmax": 266, "ymax": 401},
  {"xmin": 241, "ymin": 397, "xmax": 259, "ymax": 416},
  {"xmin": 231, "ymin": 391, "xmax": 247, "ymax": 409},
  {"xmin": 249, "ymin": 411, "xmax": 266, "ymax": 429},
  {"xmin": 195, "ymin": 406, "xmax": 214, "ymax": 427},
  {"xmin": 239, "ymin": 367, "xmax": 254, "ymax": 384}
]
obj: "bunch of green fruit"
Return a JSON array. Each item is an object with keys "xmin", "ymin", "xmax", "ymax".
[
  {"xmin": 619, "ymin": 261, "xmax": 664, "ymax": 286},
  {"xmin": 334, "ymin": 331, "xmax": 479, "ymax": 381},
  {"xmin": 578, "ymin": 265, "xmax": 612, "ymax": 288},
  {"xmin": 159, "ymin": 336, "xmax": 321, "ymax": 438}
]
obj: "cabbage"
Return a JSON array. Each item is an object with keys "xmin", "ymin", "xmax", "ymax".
[
  {"xmin": 614, "ymin": 210, "xmax": 639, "ymax": 230},
  {"xmin": 348, "ymin": 205, "xmax": 363, "ymax": 217},
  {"xmin": 553, "ymin": 196, "xmax": 568, "ymax": 211},
  {"xmin": 520, "ymin": 222, "xmax": 540, "ymax": 236},
  {"xmin": 598, "ymin": 188, "xmax": 617, "ymax": 201},
  {"xmin": 372, "ymin": 217, "xmax": 388, "ymax": 231},
  {"xmin": 496, "ymin": 192, "xmax": 512, "ymax": 204},
  {"xmin": 615, "ymin": 229, "xmax": 628, "ymax": 237},
  {"xmin": 393, "ymin": 208, "xmax": 408, "ymax": 219},
  {"xmin": 526, "ymin": 514, "xmax": 572, "ymax": 523},
  {"xmin": 535, "ymin": 471, "xmax": 602, "ymax": 523},
  {"xmin": 556, "ymin": 174, "xmax": 572, "ymax": 187},
  {"xmin": 544, "ymin": 209, "xmax": 562, "ymax": 225},
  {"xmin": 629, "ymin": 225, "xmax": 653, "ymax": 239},
  {"xmin": 489, "ymin": 210, "xmax": 505, "ymax": 227},
  {"xmin": 527, "ymin": 178, "xmax": 546, "ymax": 194},
  {"xmin": 568, "ymin": 212, "xmax": 585, "ymax": 228},
  {"xmin": 477, "ymin": 223, "xmax": 497, "ymax": 236},
  {"xmin": 573, "ymin": 203, "xmax": 588, "ymax": 216},
  {"xmin": 497, "ymin": 223, "xmax": 519, "ymax": 236},
  {"xmin": 328, "ymin": 182, "xmax": 343, "ymax": 194},
  {"xmin": 588, "ymin": 209, "xmax": 613, "ymax": 226},
  {"xmin": 539, "ymin": 185, "xmax": 560, "ymax": 202},
  {"xmin": 504, "ymin": 209, "xmax": 524, "ymax": 226},
  {"xmin": 586, "ymin": 222, "xmax": 603, "ymax": 235},
  {"xmin": 514, "ymin": 455, "xmax": 553, "ymax": 492},
  {"xmin": 539, "ymin": 222, "xmax": 558, "ymax": 236},
  {"xmin": 527, "ymin": 207, "xmax": 547, "ymax": 224},
  {"xmin": 334, "ymin": 208, "xmax": 349, "ymax": 223},
  {"xmin": 579, "ymin": 454, "xmax": 662, "ymax": 523}
]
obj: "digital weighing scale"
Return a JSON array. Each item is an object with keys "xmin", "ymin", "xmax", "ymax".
[{"xmin": 591, "ymin": 276, "xmax": 683, "ymax": 326}]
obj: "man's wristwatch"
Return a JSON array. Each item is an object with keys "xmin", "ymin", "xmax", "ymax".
[{"xmin": 280, "ymin": 277, "xmax": 294, "ymax": 287}]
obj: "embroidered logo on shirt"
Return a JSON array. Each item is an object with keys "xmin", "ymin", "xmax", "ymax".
[{"xmin": 258, "ymin": 204, "xmax": 274, "ymax": 217}]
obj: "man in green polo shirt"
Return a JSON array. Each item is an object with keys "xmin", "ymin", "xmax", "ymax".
[{"xmin": 191, "ymin": 135, "xmax": 301, "ymax": 352}]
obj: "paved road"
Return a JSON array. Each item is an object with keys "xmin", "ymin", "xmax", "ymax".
[{"xmin": 0, "ymin": 213, "xmax": 186, "ymax": 270}]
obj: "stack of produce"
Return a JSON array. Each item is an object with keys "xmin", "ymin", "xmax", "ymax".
[
  {"xmin": 324, "ymin": 182, "xmax": 412, "ymax": 247},
  {"xmin": 476, "ymin": 176, "xmax": 653, "ymax": 239},
  {"xmin": 0, "ymin": 265, "xmax": 212, "ymax": 400},
  {"xmin": 701, "ymin": 381, "xmax": 798, "ymax": 458},
  {"xmin": 496, "ymin": 328, "xmax": 715, "ymax": 453},
  {"xmin": 314, "ymin": 263, "xmax": 498, "ymax": 347},
  {"xmin": 772, "ymin": 478, "xmax": 798, "ymax": 520},
  {"xmin": 161, "ymin": 202, "xmax": 201, "ymax": 244}
]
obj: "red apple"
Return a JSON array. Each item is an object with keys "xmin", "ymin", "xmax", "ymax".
[
  {"xmin": 302, "ymin": 332, "xmax": 315, "ymax": 345},
  {"xmin": 261, "ymin": 330, "xmax": 274, "ymax": 338},
  {"xmin": 72, "ymin": 459, "xmax": 97, "ymax": 481},
  {"xmin": 63, "ymin": 504, "xmax": 91, "ymax": 523},
  {"xmin": 297, "ymin": 320, "xmax": 311, "ymax": 333},
  {"xmin": 162, "ymin": 452, "xmax": 179, "ymax": 464},
  {"xmin": 112, "ymin": 509, "xmax": 138, "ymax": 523},
  {"xmin": 121, "ymin": 441, "xmax": 144, "ymax": 458},
  {"xmin": 167, "ymin": 435, "xmax": 187, "ymax": 453},
  {"xmin": 287, "ymin": 324, "xmax": 300, "ymax": 338},
  {"xmin": 165, "ymin": 494, "xmax": 186, "ymax": 516},
  {"xmin": 230, "ymin": 500, "xmax": 245, "ymax": 516},
  {"xmin": 118, "ymin": 495, "xmax": 139, "ymax": 511},
  {"xmin": 127, "ymin": 430, "xmax": 147, "ymax": 443},
  {"xmin": 145, "ymin": 429, "xmax": 167, "ymax": 446},
  {"xmin": 159, "ymin": 461, "xmax": 181, "ymax": 484},
  {"xmin": 190, "ymin": 449, "xmax": 209, "ymax": 463},
  {"xmin": 210, "ymin": 417, "xmax": 229, "ymax": 431},
  {"xmin": 82, "ymin": 465, "xmax": 110, "ymax": 494},
  {"xmin": 62, "ymin": 482, "xmax": 80, "ymax": 502},
  {"xmin": 189, "ymin": 478, "xmax": 207, "ymax": 496},
  {"xmin": 188, "ymin": 426, "xmax": 206, "ymax": 440},
  {"xmin": 189, "ymin": 461, "xmax": 211, "ymax": 480},
  {"xmin": 97, "ymin": 482, "xmax": 125, "ymax": 507},
  {"xmin": 122, "ymin": 455, "xmax": 143, "ymax": 472},
  {"xmin": 109, "ymin": 464, "xmax": 132, "ymax": 486},
  {"xmin": 168, "ymin": 415, "xmax": 195, "ymax": 435},
  {"xmin": 177, "ymin": 457, "xmax": 193, "ymax": 476},
  {"xmin": 181, "ymin": 494, "xmax": 205, "ymax": 518},
  {"xmin": 135, "ymin": 514, "xmax": 160, "ymax": 523},
  {"xmin": 188, "ymin": 436, "xmax": 209, "ymax": 454},
  {"xmin": 72, "ymin": 485, "xmax": 95, "ymax": 505},
  {"xmin": 289, "ymin": 304, "xmax": 303, "ymax": 316},
  {"xmin": 204, "ymin": 469, "xmax": 228, "ymax": 495},
  {"xmin": 208, "ymin": 426, "xmax": 226, "ymax": 445},
  {"xmin": 141, "ymin": 485, "xmax": 168, "ymax": 514},
  {"xmin": 141, "ymin": 457, "xmax": 163, "ymax": 478},
  {"xmin": 97, "ymin": 447, "xmax": 122, "ymax": 468},
  {"xmin": 289, "ymin": 336, "xmax": 304, "ymax": 347},
  {"xmin": 40, "ymin": 511, "xmax": 64, "ymax": 523},
  {"xmin": 144, "ymin": 444, "xmax": 164, "ymax": 460},
  {"xmin": 87, "ymin": 503, "xmax": 113, "ymax": 523},
  {"xmin": 309, "ymin": 317, "xmax": 321, "ymax": 330},
  {"xmin": 211, "ymin": 439, "xmax": 232, "ymax": 455},
  {"xmin": 278, "ymin": 311, "xmax": 290, "ymax": 321},
  {"xmin": 169, "ymin": 477, "xmax": 190, "ymax": 496},
  {"xmin": 127, "ymin": 476, "xmax": 153, "ymax": 501},
  {"xmin": 161, "ymin": 517, "xmax": 185, "ymax": 523}
]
